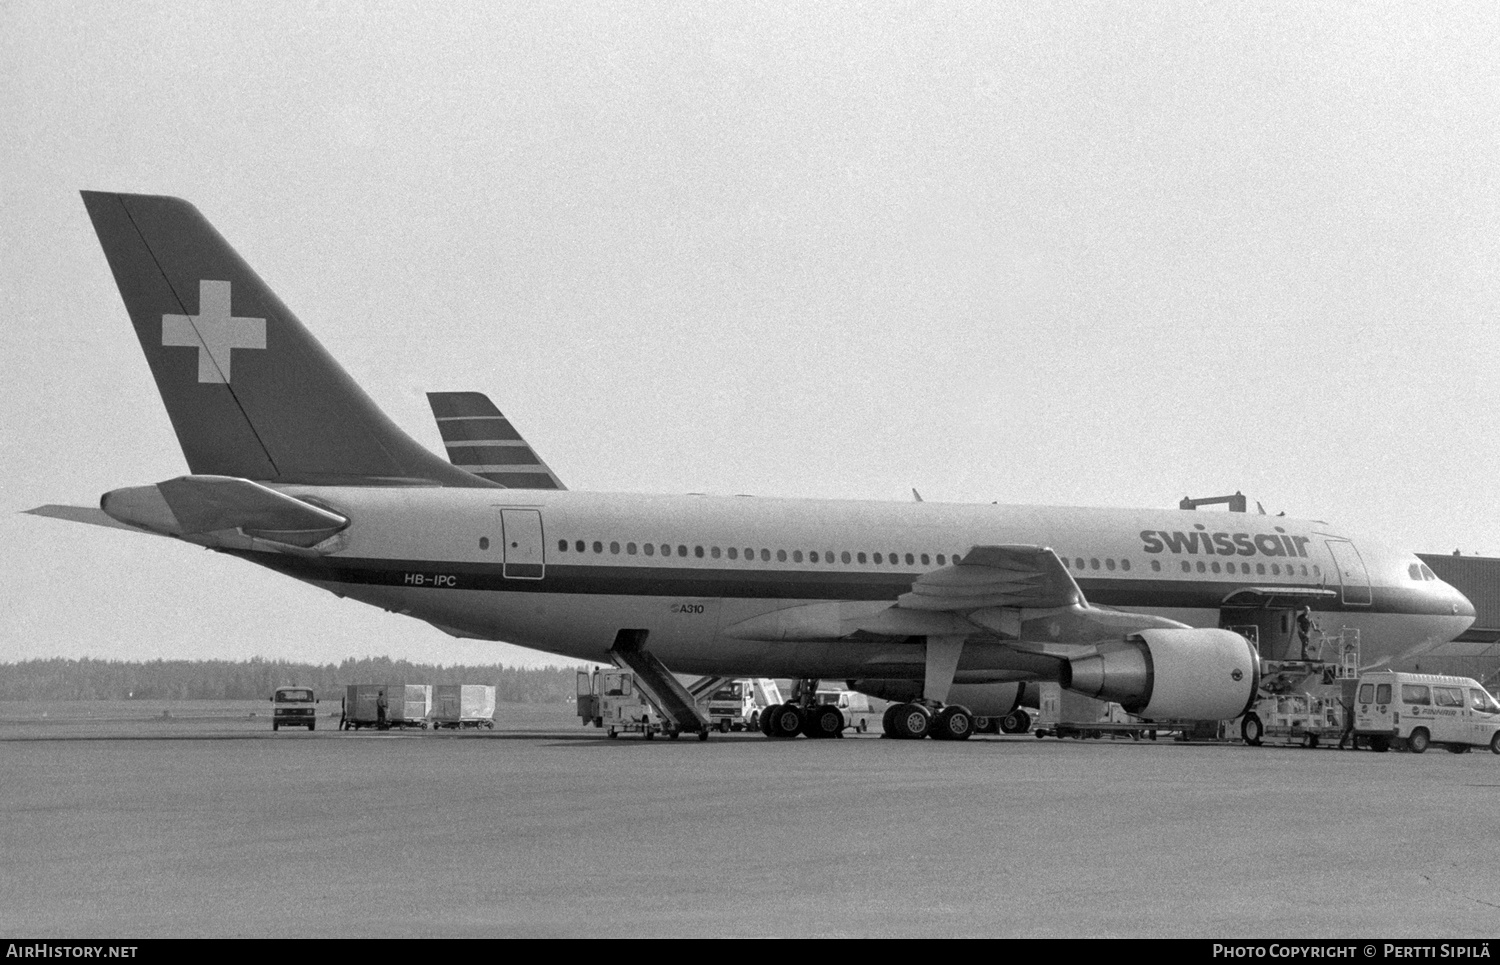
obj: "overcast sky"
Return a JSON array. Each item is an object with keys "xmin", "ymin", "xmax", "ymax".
[{"xmin": 4, "ymin": 1, "xmax": 1499, "ymax": 668}]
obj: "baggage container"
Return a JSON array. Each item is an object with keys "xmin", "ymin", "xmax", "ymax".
[
  {"xmin": 431, "ymin": 684, "xmax": 496, "ymax": 730},
  {"xmin": 340, "ymin": 683, "xmax": 431, "ymax": 730}
]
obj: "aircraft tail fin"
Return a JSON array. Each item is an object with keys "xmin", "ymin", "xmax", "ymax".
[
  {"xmin": 427, "ymin": 392, "xmax": 567, "ymax": 490},
  {"xmin": 80, "ymin": 191, "xmax": 490, "ymax": 487}
]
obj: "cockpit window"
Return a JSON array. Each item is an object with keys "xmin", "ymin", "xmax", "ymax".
[
  {"xmin": 1419, "ymin": 564, "xmax": 1437, "ymax": 581},
  {"xmin": 1408, "ymin": 563, "xmax": 1423, "ymax": 581}
]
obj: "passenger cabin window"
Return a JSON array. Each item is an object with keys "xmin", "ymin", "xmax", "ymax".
[{"xmin": 1434, "ymin": 687, "xmax": 1464, "ymax": 708}]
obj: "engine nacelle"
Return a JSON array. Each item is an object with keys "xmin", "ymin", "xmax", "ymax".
[
  {"xmin": 849, "ymin": 680, "xmax": 1026, "ymax": 717},
  {"xmin": 1065, "ymin": 628, "xmax": 1259, "ymax": 720}
]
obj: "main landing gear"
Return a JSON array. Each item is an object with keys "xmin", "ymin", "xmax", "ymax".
[
  {"xmin": 881, "ymin": 702, "xmax": 975, "ymax": 740},
  {"xmin": 760, "ymin": 682, "xmax": 848, "ymax": 739}
]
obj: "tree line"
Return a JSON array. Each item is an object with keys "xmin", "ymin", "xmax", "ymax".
[{"xmin": 0, "ymin": 657, "xmax": 590, "ymax": 703}]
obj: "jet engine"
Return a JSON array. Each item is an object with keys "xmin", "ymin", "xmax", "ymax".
[
  {"xmin": 1064, "ymin": 628, "xmax": 1259, "ymax": 721},
  {"xmin": 849, "ymin": 680, "xmax": 1026, "ymax": 717}
]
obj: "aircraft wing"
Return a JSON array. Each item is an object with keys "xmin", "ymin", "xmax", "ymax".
[{"xmin": 725, "ymin": 545, "xmax": 1168, "ymax": 644}]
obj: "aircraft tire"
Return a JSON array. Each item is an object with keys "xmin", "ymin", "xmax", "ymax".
[
  {"xmin": 881, "ymin": 704, "xmax": 900, "ymax": 737},
  {"xmin": 892, "ymin": 703, "xmax": 931, "ymax": 740},
  {"xmin": 1407, "ymin": 728, "xmax": 1429, "ymax": 754},
  {"xmin": 768, "ymin": 704, "xmax": 803, "ymax": 739},
  {"xmin": 803, "ymin": 705, "xmax": 843, "ymax": 739},
  {"xmin": 934, "ymin": 706, "xmax": 973, "ymax": 741},
  {"xmin": 1240, "ymin": 713, "xmax": 1263, "ymax": 747}
]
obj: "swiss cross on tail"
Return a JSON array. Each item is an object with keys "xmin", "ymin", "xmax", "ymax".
[{"xmin": 161, "ymin": 280, "xmax": 266, "ymax": 383}]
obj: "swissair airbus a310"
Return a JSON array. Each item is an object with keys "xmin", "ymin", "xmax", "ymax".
[{"xmin": 28, "ymin": 192, "xmax": 1475, "ymax": 741}]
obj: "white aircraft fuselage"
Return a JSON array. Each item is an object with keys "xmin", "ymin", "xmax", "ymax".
[{"xmin": 219, "ymin": 487, "xmax": 1471, "ymax": 680}]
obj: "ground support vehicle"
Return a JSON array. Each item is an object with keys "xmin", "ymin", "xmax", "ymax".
[
  {"xmin": 814, "ymin": 687, "xmax": 875, "ymax": 733},
  {"xmin": 702, "ymin": 679, "xmax": 757, "ymax": 732},
  {"xmin": 1031, "ymin": 683, "xmax": 1178, "ymax": 741},
  {"xmin": 271, "ymin": 686, "xmax": 318, "ymax": 731},
  {"xmin": 429, "ymin": 684, "xmax": 496, "ymax": 730},
  {"xmin": 1352, "ymin": 671, "xmax": 1500, "ymax": 754},
  {"xmin": 1237, "ymin": 692, "xmax": 1342, "ymax": 748},
  {"xmin": 340, "ymin": 683, "xmax": 432, "ymax": 730},
  {"xmin": 578, "ymin": 668, "xmax": 691, "ymax": 740}
]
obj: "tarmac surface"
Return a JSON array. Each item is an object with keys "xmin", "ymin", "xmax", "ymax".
[{"xmin": 2, "ymin": 701, "xmax": 1498, "ymax": 938}]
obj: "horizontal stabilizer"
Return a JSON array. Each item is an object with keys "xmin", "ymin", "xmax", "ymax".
[
  {"xmin": 427, "ymin": 391, "xmax": 566, "ymax": 490},
  {"xmin": 23, "ymin": 505, "xmax": 147, "ymax": 533},
  {"xmin": 101, "ymin": 475, "xmax": 348, "ymax": 548}
]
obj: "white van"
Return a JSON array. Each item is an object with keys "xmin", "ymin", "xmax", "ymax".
[{"xmin": 1353, "ymin": 671, "xmax": 1500, "ymax": 754}]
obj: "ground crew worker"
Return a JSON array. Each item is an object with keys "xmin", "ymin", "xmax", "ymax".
[
  {"xmin": 376, "ymin": 689, "xmax": 388, "ymax": 729},
  {"xmin": 1296, "ymin": 607, "xmax": 1318, "ymax": 661}
]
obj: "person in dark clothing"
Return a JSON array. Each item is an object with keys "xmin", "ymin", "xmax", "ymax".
[
  {"xmin": 1296, "ymin": 607, "xmax": 1318, "ymax": 661},
  {"xmin": 376, "ymin": 689, "xmax": 388, "ymax": 729}
]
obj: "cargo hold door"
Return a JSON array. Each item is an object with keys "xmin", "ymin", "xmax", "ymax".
[{"xmin": 501, "ymin": 509, "xmax": 545, "ymax": 580}]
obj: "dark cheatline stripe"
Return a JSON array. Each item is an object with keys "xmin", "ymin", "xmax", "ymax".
[
  {"xmin": 444, "ymin": 444, "xmax": 540, "ymax": 465},
  {"xmin": 437, "ymin": 418, "xmax": 524, "ymax": 443},
  {"xmin": 477, "ymin": 471, "xmax": 562, "ymax": 489},
  {"xmin": 218, "ymin": 551, "xmax": 1436, "ymax": 615}
]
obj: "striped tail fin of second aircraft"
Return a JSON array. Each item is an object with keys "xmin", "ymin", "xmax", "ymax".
[{"xmin": 426, "ymin": 392, "xmax": 566, "ymax": 490}]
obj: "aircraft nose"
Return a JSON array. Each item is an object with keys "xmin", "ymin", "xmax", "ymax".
[{"xmin": 1442, "ymin": 580, "xmax": 1476, "ymax": 619}]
